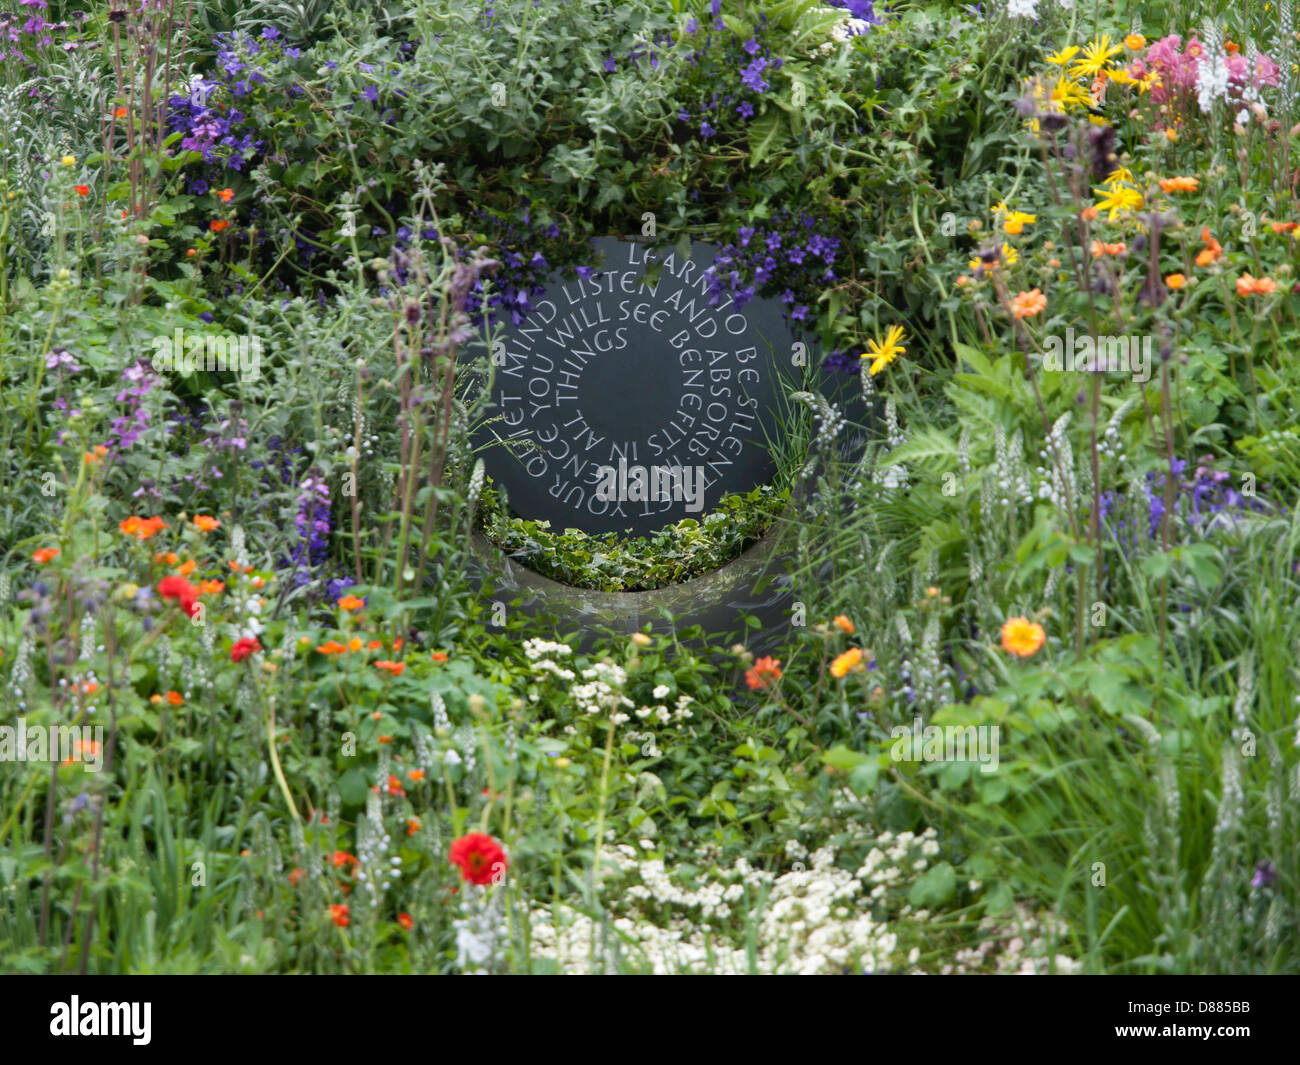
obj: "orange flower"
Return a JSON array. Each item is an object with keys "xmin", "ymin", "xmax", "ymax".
[
  {"xmin": 74, "ymin": 185, "xmax": 90, "ymax": 196},
  {"xmin": 1158, "ymin": 176, "xmax": 1199, "ymax": 193},
  {"xmin": 1196, "ymin": 227, "xmax": 1222, "ymax": 266},
  {"xmin": 330, "ymin": 903, "xmax": 350, "ymax": 928},
  {"xmin": 830, "ymin": 647, "xmax": 864, "ymax": 678},
  {"xmin": 348, "ymin": 637, "xmax": 363, "ymax": 653},
  {"xmin": 1090, "ymin": 240, "xmax": 1127, "ymax": 257},
  {"xmin": 1165, "ymin": 272, "xmax": 1187, "ymax": 290},
  {"xmin": 431, "ymin": 651, "xmax": 448, "ymax": 663},
  {"xmin": 250, "ymin": 575, "xmax": 264, "ymax": 589},
  {"xmin": 120, "ymin": 515, "xmax": 167, "ymax": 539},
  {"xmin": 1000, "ymin": 616, "xmax": 1046, "ymax": 657},
  {"xmin": 1010, "ymin": 288, "xmax": 1048, "ymax": 319},
  {"xmin": 1270, "ymin": 221, "xmax": 1298, "ymax": 234},
  {"xmin": 215, "ymin": 188, "xmax": 234, "ymax": 203},
  {"xmin": 397, "ymin": 912, "xmax": 413, "ymax": 931},
  {"xmin": 744, "ymin": 655, "xmax": 783, "ymax": 690},
  {"xmin": 375, "ymin": 660, "xmax": 406, "ymax": 675},
  {"xmin": 80, "ymin": 681, "xmax": 99, "ymax": 695},
  {"xmin": 338, "ymin": 594, "xmax": 365, "ymax": 611},
  {"xmin": 176, "ymin": 559, "xmax": 196, "ymax": 576},
  {"xmin": 407, "ymin": 817, "xmax": 421, "ymax": 835},
  {"xmin": 832, "ymin": 615, "xmax": 855, "ymax": 634},
  {"xmin": 1124, "ymin": 33, "xmax": 1146, "ymax": 50},
  {"xmin": 1080, "ymin": 206, "xmax": 1099, "ymax": 222},
  {"xmin": 331, "ymin": 851, "xmax": 359, "ymax": 869},
  {"xmin": 32, "ymin": 548, "xmax": 59, "ymax": 564},
  {"xmin": 316, "ymin": 641, "xmax": 347, "ymax": 655},
  {"xmin": 378, "ymin": 735, "xmax": 392, "ymax": 743},
  {"xmin": 198, "ymin": 579, "xmax": 225, "ymax": 596},
  {"xmin": 193, "ymin": 514, "xmax": 220, "ymax": 532},
  {"xmin": 393, "ymin": 638, "xmax": 403, "ymax": 651},
  {"xmin": 61, "ymin": 738, "xmax": 101, "ymax": 767},
  {"xmin": 166, "ymin": 690, "xmax": 183, "ymax": 706},
  {"xmin": 114, "ymin": 106, "xmax": 127, "ymax": 118},
  {"xmin": 408, "ymin": 769, "xmax": 425, "ymax": 782},
  {"xmin": 385, "ymin": 773, "xmax": 406, "ymax": 797},
  {"xmin": 288, "ymin": 867, "xmax": 305, "ymax": 887},
  {"xmin": 368, "ymin": 639, "xmax": 383, "ymax": 650},
  {"xmin": 210, "ymin": 219, "xmax": 230, "ymax": 232},
  {"xmin": 1236, "ymin": 273, "xmax": 1278, "ymax": 296}
]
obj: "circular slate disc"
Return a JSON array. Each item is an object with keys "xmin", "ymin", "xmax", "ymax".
[{"xmin": 471, "ymin": 237, "xmax": 801, "ymax": 537}]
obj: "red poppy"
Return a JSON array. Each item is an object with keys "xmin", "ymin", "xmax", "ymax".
[
  {"xmin": 448, "ymin": 833, "xmax": 508, "ymax": 886},
  {"xmin": 230, "ymin": 636, "xmax": 261, "ymax": 662}
]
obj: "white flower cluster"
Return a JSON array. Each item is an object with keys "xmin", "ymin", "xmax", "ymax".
[
  {"xmin": 633, "ymin": 693, "xmax": 694, "ymax": 727},
  {"xmin": 523, "ymin": 638, "xmax": 576, "ymax": 683},
  {"xmin": 526, "ymin": 828, "xmax": 953, "ymax": 975},
  {"xmin": 572, "ymin": 661, "xmax": 634, "ymax": 723},
  {"xmin": 946, "ymin": 903, "xmax": 1079, "ymax": 974}
]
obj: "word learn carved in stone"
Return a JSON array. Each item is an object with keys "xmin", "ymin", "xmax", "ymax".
[{"xmin": 482, "ymin": 237, "xmax": 797, "ymax": 537}]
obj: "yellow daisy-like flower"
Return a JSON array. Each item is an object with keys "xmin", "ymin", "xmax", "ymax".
[
  {"xmin": 1069, "ymin": 35, "xmax": 1125, "ymax": 81},
  {"xmin": 1093, "ymin": 184, "xmax": 1143, "ymax": 221},
  {"xmin": 1046, "ymin": 46, "xmax": 1079, "ymax": 67},
  {"xmin": 1050, "ymin": 77, "xmax": 1093, "ymax": 113},
  {"xmin": 1003, "ymin": 210, "xmax": 1037, "ymax": 235},
  {"xmin": 1102, "ymin": 165, "xmax": 1136, "ymax": 187},
  {"xmin": 861, "ymin": 324, "xmax": 907, "ymax": 376}
]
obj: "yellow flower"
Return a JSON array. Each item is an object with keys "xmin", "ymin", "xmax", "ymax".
[
  {"xmin": 830, "ymin": 647, "xmax": 864, "ymax": 678},
  {"xmin": 60, "ymin": 154, "xmax": 75, "ymax": 166},
  {"xmin": 861, "ymin": 324, "xmax": 907, "ymax": 376},
  {"xmin": 1003, "ymin": 210, "xmax": 1037, "ymax": 235},
  {"xmin": 1045, "ymin": 46, "xmax": 1079, "ymax": 67},
  {"xmin": 1069, "ymin": 35, "xmax": 1124, "ymax": 81},
  {"xmin": 1102, "ymin": 165, "xmax": 1136, "ymax": 187},
  {"xmin": 1001, "ymin": 617, "xmax": 1046, "ymax": 658},
  {"xmin": 1050, "ymin": 77, "xmax": 1093, "ymax": 113},
  {"xmin": 1093, "ymin": 184, "xmax": 1143, "ymax": 220}
]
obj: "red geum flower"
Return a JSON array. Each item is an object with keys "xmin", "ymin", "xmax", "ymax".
[
  {"xmin": 230, "ymin": 636, "xmax": 261, "ymax": 662},
  {"xmin": 156, "ymin": 575, "xmax": 200, "ymax": 618},
  {"xmin": 448, "ymin": 833, "xmax": 508, "ymax": 886}
]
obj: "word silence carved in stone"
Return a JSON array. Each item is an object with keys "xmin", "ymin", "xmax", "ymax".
[{"xmin": 478, "ymin": 237, "xmax": 800, "ymax": 537}]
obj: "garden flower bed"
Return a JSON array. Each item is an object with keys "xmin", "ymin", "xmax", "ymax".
[{"xmin": 0, "ymin": 0, "xmax": 1296, "ymax": 987}]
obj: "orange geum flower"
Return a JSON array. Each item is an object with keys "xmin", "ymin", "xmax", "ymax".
[
  {"xmin": 1090, "ymin": 240, "xmax": 1127, "ymax": 257},
  {"xmin": 1001, "ymin": 616, "xmax": 1046, "ymax": 657},
  {"xmin": 288, "ymin": 867, "xmax": 305, "ymax": 888},
  {"xmin": 833, "ymin": 615, "xmax": 855, "ymax": 634},
  {"xmin": 1165, "ymin": 272, "xmax": 1187, "ymax": 290},
  {"xmin": 210, "ymin": 219, "xmax": 230, "ymax": 232},
  {"xmin": 331, "ymin": 851, "xmax": 359, "ymax": 869},
  {"xmin": 33, "ymin": 548, "xmax": 59, "ymax": 563},
  {"xmin": 338, "ymin": 594, "xmax": 365, "ymax": 611},
  {"xmin": 1124, "ymin": 33, "xmax": 1146, "ymax": 50},
  {"xmin": 193, "ymin": 514, "xmax": 220, "ymax": 532},
  {"xmin": 316, "ymin": 640, "xmax": 348, "ymax": 655},
  {"xmin": 431, "ymin": 651, "xmax": 448, "ymax": 663},
  {"xmin": 1080, "ymin": 206, "xmax": 1099, "ymax": 222},
  {"xmin": 330, "ymin": 903, "xmax": 350, "ymax": 928},
  {"xmin": 397, "ymin": 912, "xmax": 413, "ymax": 931},
  {"xmin": 1010, "ymin": 288, "xmax": 1048, "ymax": 319},
  {"xmin": 215, "ymin": 188, "xmax": 234, "ymax": 203},
  {"xmin": 176, "ymin": 559, "xmax": 196, "ymax": 576},
  {"xmin": 744, "ymin": 655, "xmax": 783, "ymax": 691},
  {"xmin": 1158, "ymin": 176, "xmax": 1199, "ymax": 193},
  {"xmin": 378, "ymin": 735, "xmax": 392, "ymax": 744},
  {"xmin": 1270, "ymin": 221, "xmax": 1298, "ymax": 234},
  {"xmin": 407, "ymin": 817, "xmax": 422, "ymax": 835},
  {"xmin": 830, "ymin": 647, "xmax": 864, "ymax": 678},
  {"xmin": 74, "ymin": 184, "xmax": 90, "ymax": 196},
  {"xmin": 166, "ymin": 691, "xmax": 183, "ymax": 706},
  {"xmin": 408, "ymin": 769, "xmax": 426, "ymax": 783},
  {"xmin": 198, "ymin": 579, "xmax": 225, "ymax": 596},
  {"xmin": 1196, "ymin": 227, "xmax": 1222, "ymax": 266},
  {"xmin": 375, "ymin": 660, "xmax": 406, "ymax": 675},
  {"xmin": 120, "ymin": 515, "xmax": 166, "ymax": 539},
  {"xmin": 368, "ymin": 639, "xmax": 383, "ymax": 650},
  {"xmin": 348, "ymin": 637, "xmax": 363, "ymax": 653},
  {"xmin": 1236, "ymin": 273, "xmax": 1278, "ymax": 296}
]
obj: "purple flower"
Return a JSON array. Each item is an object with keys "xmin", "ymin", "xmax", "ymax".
[
  {"xmin": 736, "ymin": 100, "xmax": 754, "ymax": 119},
  {"xmin": 1251, "ymin": 861, "xmax": 1276, "ymax": 888},
  {"xmin": 604, "ymin": 53, "xmax": 616, "ymax": 73},
  {"xmin": 700, "ymin": 120, "xmax": 715, "ymax": 139}
]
